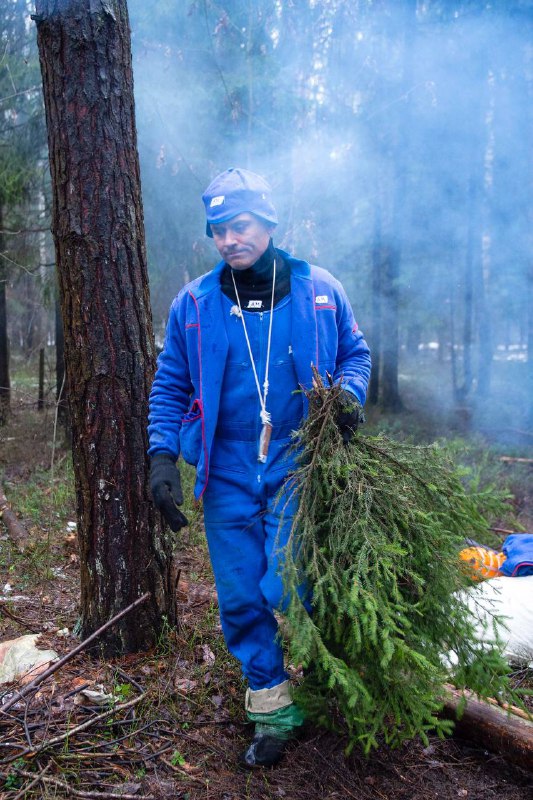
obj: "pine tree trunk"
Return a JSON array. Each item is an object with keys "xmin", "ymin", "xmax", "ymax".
[
  {"xmin": 475, "ymin": 69, "xmax": 496, "ymax": 400},
  {"xmin": 0, "ymin": 205, "xmax": 10, "ymax": 426},
  {"xmin": 379, "ymin": 0, "xmax": 416, "ymax": 413},
  {"xmin": 459, "ymin": 177, "xmax": 476, "ymax": 404},
  {"xmin": 21, "ymin": 271, "xmax": 41, "ymax": 359},
  {"xmin": 55, "ymin": 284, "xmax": 69, "ymax": 431},
  {"xmin": 34, "ymin": 0, "xmax": 175, "ymax": 654}
]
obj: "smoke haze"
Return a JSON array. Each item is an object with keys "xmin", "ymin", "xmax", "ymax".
[{"xmin": 127, "ymin": 0, "xmax": 532, "ymax": 434}]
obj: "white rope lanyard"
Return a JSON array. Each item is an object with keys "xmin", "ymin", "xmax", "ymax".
[{"xmin": 231, "ymin": 259, "xmax": 276, "ymax": 461}]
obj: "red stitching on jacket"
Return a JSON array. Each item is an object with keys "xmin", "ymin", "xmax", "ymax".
[
  {"xmin": 188, "ymin": 291, "xmax": 209, "ymax": 498},
  {"xmin": 511, "ymin": 561, "xmax": 533, "ymax": 576},
  {"xmin": 182, "ymin": 399, "xmax": 202, "ymax": 424},
  {"xmin": 314, "ymin": 297, "xmax": 319, "ymax": 369}
]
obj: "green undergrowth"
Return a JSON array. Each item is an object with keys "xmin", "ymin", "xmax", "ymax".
[
  {"xmin": 0, "ymin": 449, "xmax": 75, "ymax": 585},
  {"xmin": 5, "ymin": 457, "xmax": 75, "ymax": 531}
]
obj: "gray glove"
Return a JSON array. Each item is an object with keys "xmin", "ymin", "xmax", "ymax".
[{"xmin": 149, "ymin": 453, "xmax": 189, "ymax": 532}]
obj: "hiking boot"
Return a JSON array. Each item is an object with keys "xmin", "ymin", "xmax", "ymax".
[
  {"xmin": 239, "ymin": 731, "xmax": 287, "ymax": 769},
  {"xmin": 241, "ymin": 683, "xmax": 305, "ymax": 768}
]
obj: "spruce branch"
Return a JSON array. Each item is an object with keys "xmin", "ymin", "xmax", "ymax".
[{"xmin": 278, "ymin": 370, "xmax": 523, "ymax": 752}]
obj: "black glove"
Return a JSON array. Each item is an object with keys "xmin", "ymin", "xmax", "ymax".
[
  {"xmin": 336, "ymin": 390, "xmax": 365, "ymax": 446},
  {"xmin": 149, "ymin": 453, "xmax": 189, "ymax": 532}
]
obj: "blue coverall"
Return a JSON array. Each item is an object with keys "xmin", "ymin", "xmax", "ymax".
[{"xmin": 148, "ymin": 251, "xmax": 371, "ymax": 695}]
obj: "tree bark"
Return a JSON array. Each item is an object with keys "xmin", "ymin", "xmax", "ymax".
[
  {"xmin": 34, "ymin": 0, "xmax": 175, "ymax": 654},
  {"xmin": 0, "ymin": 205, "xmax": 10, "ymax": 426},
  {"xmin": 55, "ymin": 283, "xmax": 69, "ymax": 431}
]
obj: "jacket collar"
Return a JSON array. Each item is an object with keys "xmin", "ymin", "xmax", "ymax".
[{"xmin": 191, "ymin": 250, "xmax": 312, "ymax": 300}]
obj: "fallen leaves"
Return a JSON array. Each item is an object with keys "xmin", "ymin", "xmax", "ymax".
[{"xmin": 174, "ymin": 677, "xmax": 198, "ymax": 694}]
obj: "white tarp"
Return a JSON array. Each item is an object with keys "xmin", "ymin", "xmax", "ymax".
[{"xmin": 466, "ymin": 575, "xmax": 533, "ymax": 666}]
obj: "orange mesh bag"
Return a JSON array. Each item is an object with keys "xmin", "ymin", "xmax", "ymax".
[{"xmin": 459, "ymin": 546, "xmax": 506, "ymax": 581}]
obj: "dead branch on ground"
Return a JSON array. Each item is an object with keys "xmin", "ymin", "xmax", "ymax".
[{"xmin": 0, "ymin": 592, "xmax": 150, "ymax": 715}]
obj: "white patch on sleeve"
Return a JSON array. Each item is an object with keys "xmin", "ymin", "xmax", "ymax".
[{"xmin": 315, "ymin": 295, "xmax": 329, "ymax": 304}]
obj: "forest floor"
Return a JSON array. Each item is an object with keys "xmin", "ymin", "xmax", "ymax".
[{"xmin": 0, "ymin": 360, "xmax": 532, "ymax": 800}]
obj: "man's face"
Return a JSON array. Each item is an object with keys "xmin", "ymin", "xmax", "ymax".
[{"xmin": 210, "ymin": 213, "xmax": 273, "ymax": 270}]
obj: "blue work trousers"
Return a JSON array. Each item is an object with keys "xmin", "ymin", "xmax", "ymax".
[
  {"xmin": 202, "ymin": 445, "xmax": 299, "ymax": 691},
  {"xmin": 202, "ymin": 296, "xmax": 306, "ymax": 691}
]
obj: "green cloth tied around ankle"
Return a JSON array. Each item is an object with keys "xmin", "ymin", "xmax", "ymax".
[{"xmin": 247, "ymin": 702, "xmax": 305, "ymax": 740}]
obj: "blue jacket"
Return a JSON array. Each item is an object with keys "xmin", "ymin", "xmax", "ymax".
[
  {"xmin": 501, "ymin": 534, "xmax": 533, "ymax": 577},
  {"xmin": 148, "ymin": 251, "xmax": 371, "ymax": 499}
]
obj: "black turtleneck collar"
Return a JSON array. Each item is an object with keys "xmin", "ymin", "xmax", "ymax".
[
  {"xmin": 220, "ymin": 240, "xmax": 291, "ymax": 311},
  {"xmin": 230, "ymin": 238, "xmax": 277, "ymax": 286}
]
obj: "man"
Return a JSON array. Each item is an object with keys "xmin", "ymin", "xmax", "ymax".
[{"xmin": 148, "ymin": 168, "xmax": 371, "ymax": 768}]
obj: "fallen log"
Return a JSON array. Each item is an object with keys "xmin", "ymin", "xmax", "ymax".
[
  {"xmin": 0, "ymin": 488, "xmax": 29, "ymax": 551},
  {"xmin": 499, "ymin": 456, "xmax": 533, "ymax": 465},
  {"xmin": 444, "ymin": 685, "xmax": 533, "ymax": 771}
]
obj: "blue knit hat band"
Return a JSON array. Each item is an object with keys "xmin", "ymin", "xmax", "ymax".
[{"xmin": 202, "ymin": 168, "xmax": 278, "ymax": 237}]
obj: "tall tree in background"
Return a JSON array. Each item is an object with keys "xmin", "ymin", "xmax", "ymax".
[
  {"xmin": 525, "ymin": 27, "xmax": 533, "ymax": 428},
  {"xmin": 34, "ymin": 0, "xmax": 175, "ymax": 653},
  {"xmin": 0, "ymin": 0, "xmax": 44, "ymax": 423},
  {"xmin": 0, "ymin": 211, "xmax": 9, "ymax": 425},
  {"xmin": 378, "ymin": 0, "xmax": 417, "ymax": 411}
]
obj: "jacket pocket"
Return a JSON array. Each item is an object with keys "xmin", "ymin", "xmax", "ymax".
[{"xmin": 179, "ymin": 399, "xmax": 204, "ymax": 466}]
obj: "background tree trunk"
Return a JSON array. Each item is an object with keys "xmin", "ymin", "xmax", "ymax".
[
  {"xmin": 379, "ymin": 0, "xmax": 417, "ymax": 413},
  {"xmin": 457, "ymin": 176, "xmax": 477, "ymax": 404},
  {"xmin": 0, "ymin": 205, "xmax": 10, "ymax": 426},
  {"xmin": 368, "ymin": 204, "xmax": 382, "ymax": 406},
  {"xmin": 380, "ymin": 243, "xmax": 403, "ymax": 411},
  {"xmin": 38, "ymin": 347, "xmax": 45, "ymax": 411},
  {"xmin": 35, "ymin": 0, "xmax": 175, "ymax": 654},
  {"xmin": 475, "ymin": 68, "xmax": 496, "ymax": 400},
  {"xmin": 526, "ymin": 264, "xmax": 533, "ymax": 427}
]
